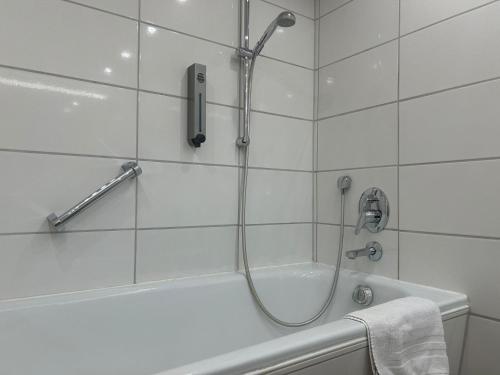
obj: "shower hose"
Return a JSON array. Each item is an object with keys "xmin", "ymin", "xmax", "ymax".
[{"xmin": 239, "ymin": 57, "xmax": 349, "ymax": 327}]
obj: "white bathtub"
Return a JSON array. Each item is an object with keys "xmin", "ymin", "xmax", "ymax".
[{"xmin": 0, "ymin": 263, "xmax": 468, "ymax": 375}]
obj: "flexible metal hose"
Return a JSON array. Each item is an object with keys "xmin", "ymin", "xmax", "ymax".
[{"xmin": 239, "ymin": 57, "xmax": 348, "ymax": 327}]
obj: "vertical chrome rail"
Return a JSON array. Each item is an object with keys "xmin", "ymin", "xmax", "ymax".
[{"xmin": 47, "ymin": 161, "xmax": 142, "ymax": 231}]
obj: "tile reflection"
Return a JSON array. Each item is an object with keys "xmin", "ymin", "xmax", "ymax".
[{"xmin": 0, "ymin": 76, "xmax": 107, "ymax": 100}]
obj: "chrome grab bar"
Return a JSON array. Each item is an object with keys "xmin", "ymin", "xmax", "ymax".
[{"xmin": 47, "ymin": 161, "xmax": 142, "ymax": 231}]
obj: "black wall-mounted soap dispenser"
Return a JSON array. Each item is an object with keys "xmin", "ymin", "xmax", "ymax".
[{"xmin": 187, "ymin": 63, "xmax": 207, "ymax": 148}]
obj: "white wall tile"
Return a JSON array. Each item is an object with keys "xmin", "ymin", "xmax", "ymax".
[
  {"xmin": 400, "ymin": 79, "xmax": 500, "ymax": 164},
  {"xmin": 0, "ymin": 231, "xmax": 134, "ymax": 299},
  {"xmin": 317, "ymin": 224, "xmax": 398, "ymax": 278},
  {"xmin": 140, "ymin": 24, "xmax": 239, "ymax": 107},
  {"xmin": 251, "ymin": 0, "xmax": 314, "ymax": 68},
  {"xmin": 266, "ymin": 0, "xmax": 315, "ymax": 18},
  {"xmin": 317, "ymin": 167, "xmax": 398, "ymax": 229},
  {"xmin": 0, "ymin": 68, "xmax": 136, "ymax": 158},
  {"xmin": 0, "ymin": 152, "xmax": 136, "ymax": 233},
  {"xmin": 141, "ymin": 0, "xmax": 238, "ymax": 47},
  {"xmin": 318, "ymin": 41, "xmax": 398, "ymax": 118},
  {"xmin": 240, "ymin": 224, "xmax": 312, "ymax": 269},
  {"xmin": 461, "ymin": 316, "xmax": 500, "ymax": 375},
  {"xmin": 137, "ymin": 161, "xmax": 238, "ymax": 228},
  {"xmin": 319, "ymin": 0, "xmax": 351, "ymax": 17},
  {"xmin": 136, "ymin": 226, "xmax": 237, "ymax": 282},
  {"xmin": 319, "ymin": 0, "xmax": 398, "ymax": 66},
  {"xmin": 138, "ymin": 92, "xmax": 238, "ymax": 166},
  {"xmin": 252, "ymin": 57, "xmax": 314, "ymax": 119},
  {"xmin": 71, "ymin": 0, "xmax": 139, "ymax": 18},
  {"xmin": 400, "ymin": 0, "xmax": 491, "ymax": 35},
  {"xmin": 400, "ymin": 2, "xmax": 500, "ymax": 99},
  {"xmin": 318, "ymin": 104, "xmax": 397, "ymax": 170},
  {"xmin": 400, "ymin": 232, "xmax": 500, "ymax": 319},
  {"xmin": 246, "ymin": 169, "xmax": 312, "ymax": 224},
  {"xmin": 0, "ymin": 0, "xmax": 138, "ymax": 87},
  {"xmin": 249, "ymin": 112, "xmax": 313, "ymax": 171},
  {"xmin": 400, "ymin": 160, "xmax": 500, "ymax": 237}
]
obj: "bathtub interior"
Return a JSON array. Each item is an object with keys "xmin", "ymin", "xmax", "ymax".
[{"xmin": 0, "ymin": 263, "xmax": 467, "ymax": 375}]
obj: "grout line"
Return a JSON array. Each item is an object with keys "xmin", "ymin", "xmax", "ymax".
[
  {"xmin": 260, "ymin": 54, "xmax": 314, "ymax": 71},
  {"xmin": 317, "ymin": 223, "xmax": 399, "ymax": 233},
  {"xmin": 400, "ymin": 156, "xmax": 500, "ymax": 167},
  {"xmin": 399, "ymin": 75, "xmax": 500, "ymax": 103},
  {"xmin": 313, "ymin": 5, "xmax": 320, "ymax": 262},
  {"xmin": 260, "ymin": 0, "xmax": 315, "ymax": 20},
  {"xmin": 469, "ymin": 313, "xmax": 500, "ymax": 324},
  {"xmin": 317, "ymin": 156, "xmax": 500, "ymax": 172},
  {"xmin": 0, "ymin": 223, "xmax": 314, "ymax": 237},
  {"xmin": 0, "ymin": 148, "xmax": 313, "ymax": 173},
  {"xmin": 139, "ymin": 223, "xmax": 312, "ymax": 231},
  {"xmin": 318, "ymin": 0, "xmax": 355, "ymax": 20},
  {"xmin": 318, "ymin": 37, "xmax": 398, "ymax": 70},
  {"xmin": 317, "ymin": 164, "xmax": 397, "ymax": 173},
  {"xmin": 0, "ymin": 228, "xmax": 135, "ymax": 236},
  {"xmin": 317, "ymin": 101, "xmax": 397, "ymax": 122},
  {"xmin": 396, "ymin": 0, "xmax": 401, "ymax": 281},
  {"xmin": 250, "ymin": 108, "xmax": 313, "ymax": 122},
  {"xmin": 399, "ymin": 0, "xmax": 500, "ymax": 39},
  {"xmin": 398, "ymin": 229, "xmax": 500, "ymax": 242},
  {"xmin": 139, "ymin": 20, "xmax": 237, "ymax": 51},
  {"xmin": 235, "ymin": 0, "xmax": 242, "ymax": 273},
  {"xmin": 141, "ymin": 158, "xmax": 313, "ymax": 173},
  {"xmin": 60, "ymin": 0, "xmax": 138, "ymax": 21},
  {"xmin": 7, "ymin": 146, "xmax": 500, "ymax": 174},
  {"xmin": 0, "ymin": 63, "xmax": 137, "ymax": 92},
  {"xmin": 0, "ymin": 148, "xmax": 135, "ymax": 161},
  {"xmin": 138, "ymin": 224, "xmax": 238, "ymax": 231},
  {"xmin": 140, "ymin": 20, "xmax": 313, "ymax": 72},
  {"xmin": 133, "ymin": 0, "xmax": 141, "ymax": 285}
]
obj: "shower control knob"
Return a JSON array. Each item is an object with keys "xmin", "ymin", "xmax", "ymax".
[{"xmin": 355, "ymin": 187, "xmax": 389, "ymax": 235}]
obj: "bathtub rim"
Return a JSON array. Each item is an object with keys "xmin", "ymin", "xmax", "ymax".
[{"xmin": 158, "ymin": 304, "xmax": 469, "ymax": 375}]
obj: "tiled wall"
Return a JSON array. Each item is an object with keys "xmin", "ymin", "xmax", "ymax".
[
  {"xmin": 316, "ymin": 0, "xmax": 500, "ymax": 373},
  {"xmin": 0, "ymin": 0, "xmax": 315, "ymax": 299}
]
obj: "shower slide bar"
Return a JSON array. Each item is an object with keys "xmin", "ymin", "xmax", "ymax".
[{"xmin": 47, "ymin": 161, "xmax": 142, "ymax": 231}]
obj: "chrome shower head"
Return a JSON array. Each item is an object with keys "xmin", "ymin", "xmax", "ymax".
[
  {"xmin": 277, "ymin": 11, "xmax": 296, "ymax": 27},
  {"xmin": 253, "ymin": 11, "xmax": 296, "ymax": 56}
]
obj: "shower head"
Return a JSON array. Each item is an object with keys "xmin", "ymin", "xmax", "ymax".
[
  {"xmin": 253, "ymin": 11, "xmax": 296, "ymax": 57},
  {"xmin": 276, "ymin": 11, "xmax": 296, "ymax": 27}
]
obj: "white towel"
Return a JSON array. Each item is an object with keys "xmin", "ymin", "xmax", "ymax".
[{"xmin": 345, "ymin": 297, "xmax": 449, "ymax": 375}]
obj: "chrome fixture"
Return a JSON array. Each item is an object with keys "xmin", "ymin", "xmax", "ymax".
[
  {"xmin": 47, "ymin": 162, "xmax": 141, "ymax": 231},
  {"xmin": 355, "ymin": 187, "xmax": 389, "ymax": 235},
  {"xmin": 352, "ymin": 285, "xmax": 374, "ymax": 306},
  {"xmin": 345, "ymin": 241, "xmax": 383, "ymax": 261},
  {"xmin": 238, "ymin": 0, "xmax": 348, "ymax": 328},
  {"xmin": 236, "ymin": 1, "xmax": 296, "ymax": 147},
  {"xmin": 252, "ymin": 11, "xmax": 296, "ymax": 57}
]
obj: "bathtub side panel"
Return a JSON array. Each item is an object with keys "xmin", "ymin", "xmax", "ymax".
[
  {"xmin": 443, "ymin": 315, "xmax": 467, "ymax": 375},
  {"xmin": 283, "ymin": 347, "xmax": 371, "ymax": 375},
  {"xmin": 269, "ymin": 315, "xmax": 466, "ymax": 375}
]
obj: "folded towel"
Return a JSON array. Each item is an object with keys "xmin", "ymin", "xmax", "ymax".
[{"xmin": 345, "ymin": 297, "xmax": 449, "ymax": 375}]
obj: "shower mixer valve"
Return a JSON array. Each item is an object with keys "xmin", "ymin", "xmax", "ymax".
[{"xmin": 355, "ymin": 187, "xmax": 389, "ymax": 235}]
